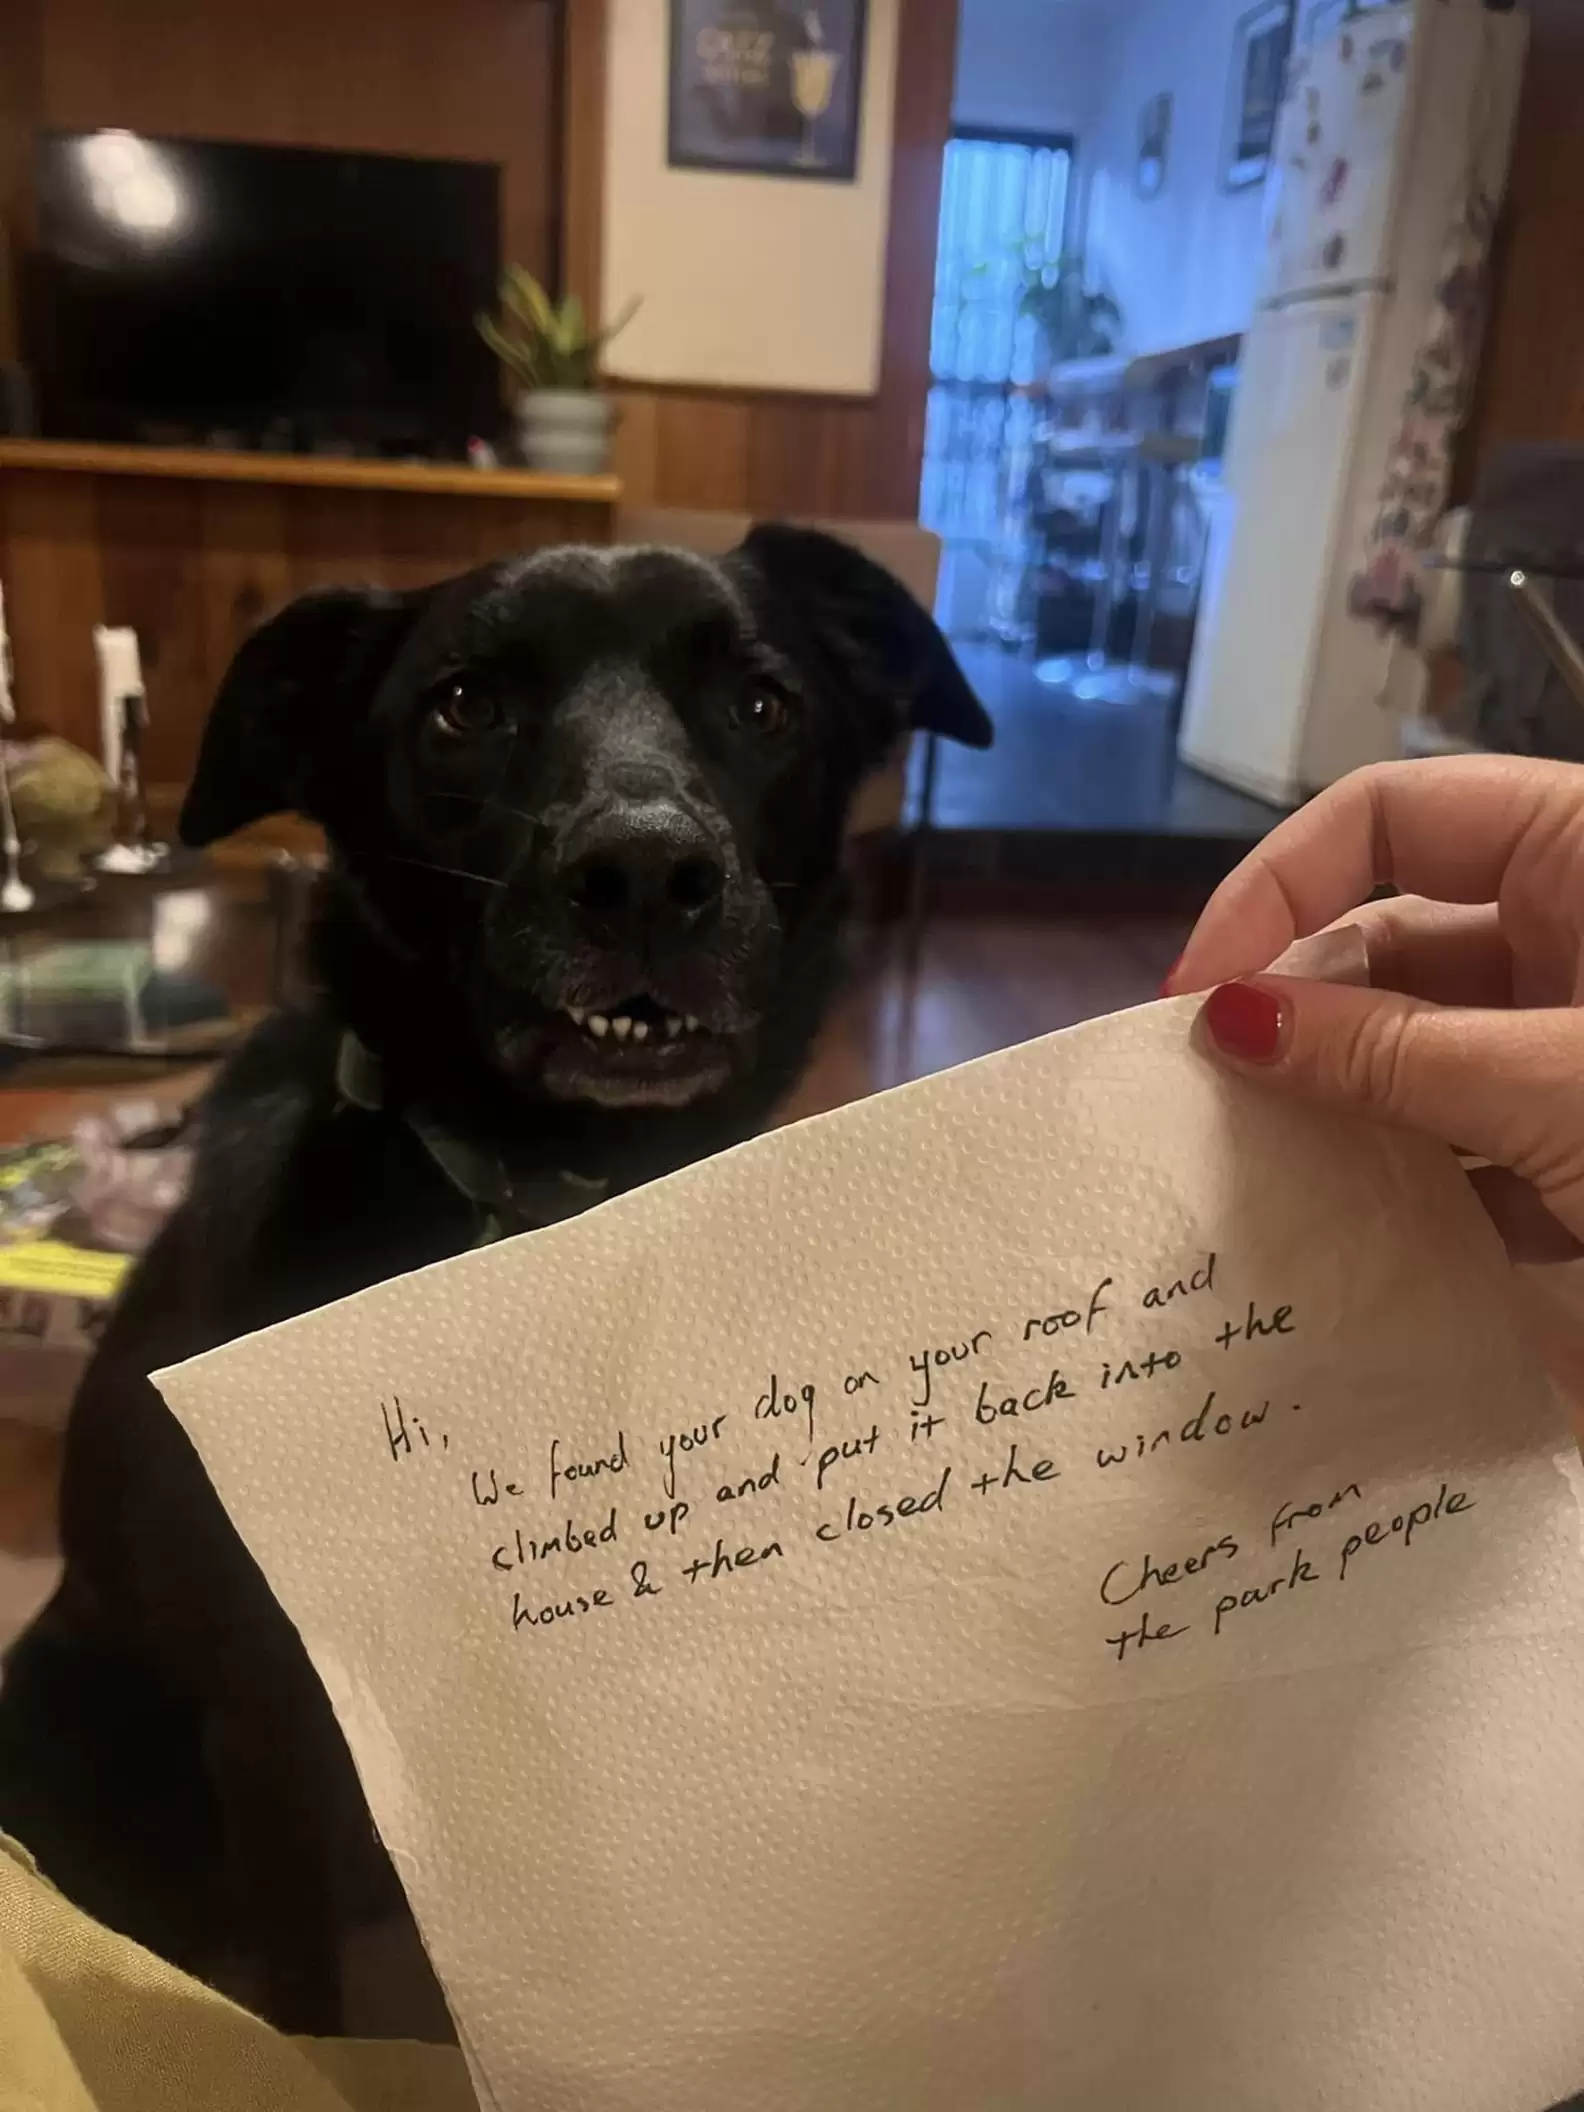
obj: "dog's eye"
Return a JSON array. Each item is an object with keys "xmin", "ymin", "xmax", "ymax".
[
  {"xmin": 431, "ymin": 680, "xmax": 501, "ymax": 737},
  {"xmin": 733, "ymin": 692, "xmax": 791, "ymax": 737}
]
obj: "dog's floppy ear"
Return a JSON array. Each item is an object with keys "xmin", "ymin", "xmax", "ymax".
[
  {"xmin": 179, "ymin": 585, "xmax": 426, "ymax": 846},
  {"xmin": 730, "ymin": 524, "xmax": 992, "ymax": 759}
]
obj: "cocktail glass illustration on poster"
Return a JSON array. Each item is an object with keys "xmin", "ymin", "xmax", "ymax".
[{"xmin": 668, "ymin": 0, "xmax": 867, "ymax": 182}]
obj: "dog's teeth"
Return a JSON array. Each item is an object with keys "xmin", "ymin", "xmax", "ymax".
[
  {"xmin": 589, "ymin": 1014, "xmax": 610, "ymax": 1039},
  {"xmin": 612, "ymin": 1015, "xmax": 633, "ymax": 1041},
  {"xmin": 567, "ymin": 1007, "xmax": 587, "ymax": 1027},
  {"xmin": 665, "ymin": 1015, "xmax": 682, "ymax": 1039},
  {"xmin": 630, "ymin": 1019, "xmax": 649, "ymax": 1042},
  {"xmin": 685, "ymin": 1015, "xmax": 702, "ymax": 1033}
]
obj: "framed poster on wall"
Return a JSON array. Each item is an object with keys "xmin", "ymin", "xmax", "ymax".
[
  {"xmin": 668, "ymin": 0, "xmax": 868, "ymax": 182},
  {"xmin": 1222, "ymin": 0, "xmax": 1294, "ymax": 191}
]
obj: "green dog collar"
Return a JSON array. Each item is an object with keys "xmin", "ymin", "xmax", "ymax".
[{"xmin": 334, "ymin": 1031, "xmax": 609, "ymax": 1244}]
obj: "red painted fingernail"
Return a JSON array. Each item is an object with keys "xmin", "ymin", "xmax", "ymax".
[
  {"xmin": 1202, "ymin": 980, "xmax": 1286, "ymax": 1064},
  {"xmin": 1158, "ymin": 951, "xmax": 1185, "ymax": 998}
]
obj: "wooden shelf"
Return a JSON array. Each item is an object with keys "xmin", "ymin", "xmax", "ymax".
[
  {"xmin": 0, "ymin": 432, "xmax": 622, "ymax": 788},
  {"xmin": 0, "ymin": 438, "xmax": 620, "ymax": 505}
]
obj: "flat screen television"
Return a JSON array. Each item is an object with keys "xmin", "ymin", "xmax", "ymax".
[{"xmin": 27, "ymin": 131, "xmax": 503, "ymax": 457}]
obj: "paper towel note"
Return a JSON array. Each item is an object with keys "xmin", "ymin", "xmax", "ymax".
[{"xmin": 156, "ymin": 1000, "xmax": 1584, "ymax": 2112}]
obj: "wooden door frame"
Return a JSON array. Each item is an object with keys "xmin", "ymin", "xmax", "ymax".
[{"xmin": 560, "ymin": 0, "xmax": 609, "ymax": 321}]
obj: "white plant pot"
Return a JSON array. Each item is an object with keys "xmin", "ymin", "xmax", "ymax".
[{"xmin": 515, "ymin": 390, "xmax": 614, "ymax": 475}]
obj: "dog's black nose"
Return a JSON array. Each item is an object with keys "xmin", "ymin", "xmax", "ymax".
[{"xmin": 559, "ymin": 810, "xmax": 726, "ymax": 946}]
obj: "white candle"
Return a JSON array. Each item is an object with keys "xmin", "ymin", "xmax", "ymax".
[
  {"xmin": 93, "ymin": 623, "xmax": 145, "ymax": 783},
  {"xmin": 0, "ymin": 580, "xmax": 13, "ymax": 726}
]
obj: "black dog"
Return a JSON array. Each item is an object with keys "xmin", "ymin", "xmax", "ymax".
[{"xmin": 0, "ymin": 526, "xmax": 990, "ymax": 2034}]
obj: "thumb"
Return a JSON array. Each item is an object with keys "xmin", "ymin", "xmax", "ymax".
[{"xmin": 1198, "ymin": 977, "xmax": 1584, "ymax": 1242}]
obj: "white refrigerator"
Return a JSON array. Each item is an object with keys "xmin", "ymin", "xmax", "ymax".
[{"xmin": 1177, "ymin": 0, "xmax": 1528, "ymax": 807}]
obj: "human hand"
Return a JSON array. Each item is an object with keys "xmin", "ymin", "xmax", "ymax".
[{"xmin": 1163, "ymin": 756, "xmax": 1584, "ymax": 1261}]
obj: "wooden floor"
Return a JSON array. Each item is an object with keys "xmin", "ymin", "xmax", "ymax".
[
  {"xmin": 923, "ymin": 644, "xmax": 1283, "ymax": 840},
  {"xmin": 782, "ymin": 910, "xmax": 1185, "ymax": 1124}
]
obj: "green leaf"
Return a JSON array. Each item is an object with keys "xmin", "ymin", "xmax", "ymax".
[
  {"xmin": 476, "ymin": 311, "xmax": 536, "ymax": 385},
  {"xmin": 588, "ymin": 295, "xmax": 641, "ymax": 364},
  {"xmin": 550, "ymin": 303, "xmax": 580, "ymax": 358},
  {"xmin": 477, "ymin": 262, "xmax": 632, "ymax": 392},
  {"xmin": 503, "ymin": 266, "xmax": 557, "ymax": 336}
]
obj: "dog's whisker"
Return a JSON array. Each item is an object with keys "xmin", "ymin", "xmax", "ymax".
[
  {"xmin": 382, "ymin": 853, "xmax": 506, "ymax": 890},
  {"xmin": 428, "ymin": 790, "xmax": 539, "ymax": 828}
]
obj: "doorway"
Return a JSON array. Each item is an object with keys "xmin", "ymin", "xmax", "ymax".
[{"xmin": 920, "ymin": 126, "xmax": 1072, "ymax": 648}]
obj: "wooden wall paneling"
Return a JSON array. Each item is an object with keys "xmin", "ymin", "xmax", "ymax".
[
  {"xmin": 1, "ymin": 458, "xmax": 614, "ymax": 794},
  {"xmin": 35, "ymin": 0, "xmax": 560, "ymax": 282},
  {"xmin": 654, "ymin": 396, "xmax": 753, "ymax": 512},
  {"xmin": 819, "ymin": 401, "xmax": 876, "ymax": 521},
  {"xmin": 0, "ymin": 468, "xmax": 101, "ymax": 751},
  {"xmin": 490, "ymin": 504, "xmax": 540, "ymax": 561},
  {"xmin": 195, "ymin": 481, "xmax": 292, "ymax": 708},
  {"xmin": 831, "ymin": 397, "xmax": 891, "ymax": 519},
  {"xmin": 561, "ymin": 0, "xmax": 608, "ymax": 310},
  {"xmin": 94, "ymin": 475, "xmax": 208, "ymax": 784},
  {"xmin": 477, "ymin": 500, "xmax": 553, "ymax": 564},
  {"xmin": 1458, "ymin": 0, "xmax": 1584, "ymax": 488},
  {"xmin": 521, "ymin": 497, "xmax": 614, "ymax": 552},
  {"xmin": 287, "ymin": 486, "xmax": 385, "ymax": 597},
  {"xmin": 446, "ymin": 490, "xmax": 516, "ymax": 576},
  {"xmin": 377, "ymin": 490, "xmax": 501, "ymax": 589},
  {"xmin": 0, "ymin": 0, "xmax": 42, "ymax": 367},
  {"xmin": 608, "ymin": 388, "xmax": 662, "ymax": 508},
  {"xmin": 746, "ymin": 400, "xmax": 850, "ymax": 521},
  {"xmin": 484, "ymin": 0, "xmax": 561, "ymax": 282},
  {"xmin": 364, "ymin": 491, "xmax": 614, "ymax": 591}
]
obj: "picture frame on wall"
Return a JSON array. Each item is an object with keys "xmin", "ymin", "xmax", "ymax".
[
  {"xmin": 1136, "ymin": 92, "xmax": 1172, "ymax": 199},
  {"xmin": 667, "ymin": 0, "xmax": 868, "ymax": 183},
  {"xmin": 1222, "ymin": 0, "xmax": 1294, "ymax": 191}
]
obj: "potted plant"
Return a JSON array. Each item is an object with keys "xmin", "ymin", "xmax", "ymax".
[
  {"xmin": 476, "ymin": 267, "xmax": 639, "ymax": 475},
  {"xmin": 1018, "ymin": 254, "xmax": 1123, "ymax": 367}
]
